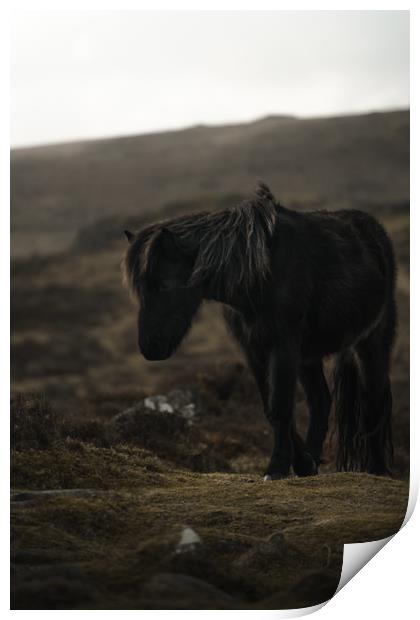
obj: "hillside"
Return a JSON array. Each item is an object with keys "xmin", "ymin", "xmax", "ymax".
[
  {"xmin": 11, "ymin": 110, "xmax": 409, "ymax": 257},
  {"xmin": 10, "ymin": 111, "xmax": 410, "ymax": 609}
]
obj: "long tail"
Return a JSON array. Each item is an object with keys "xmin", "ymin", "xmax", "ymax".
[{"xmin": 334, "ymin": 350, "xmax": 393, "ymax": 473}]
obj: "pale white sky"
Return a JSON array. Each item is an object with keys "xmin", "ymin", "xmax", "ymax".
[{"xmin": 11, "ymin": 10, "xmax": 409, "ymax": 147}]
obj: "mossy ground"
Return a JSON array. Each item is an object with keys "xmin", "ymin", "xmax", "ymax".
[{"xmin": 11, "ymin": 437, "xmax": 409, "ymax": 610}]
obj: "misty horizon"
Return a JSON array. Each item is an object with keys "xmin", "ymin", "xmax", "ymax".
[
  {"xmin": 10, "ymin": 106, "xmax": 410, "ymax": 151},
  {"xmin": 11, "ymin": 11, "xmax": 409, "ymax": 148}
]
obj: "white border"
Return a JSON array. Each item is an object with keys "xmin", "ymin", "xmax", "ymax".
[{"xmin": 4, "ymin": 2, "xmax": 417, "ymax": 617}]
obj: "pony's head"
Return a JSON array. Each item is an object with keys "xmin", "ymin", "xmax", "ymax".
[
  {"xmin": 123, "ymin": 226, "xmax": 202, "ymax": 361},
  {"xmin": 123, "ymin": 183, "xmax": 278, "ymax": 361}
]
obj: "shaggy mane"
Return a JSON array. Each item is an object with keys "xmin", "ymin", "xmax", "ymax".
[{"xmin": 123, "ymin": 182, "xmax": 279, "ymax": 299}]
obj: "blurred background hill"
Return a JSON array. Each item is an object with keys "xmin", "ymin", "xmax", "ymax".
[{"xmin": 11, "ymin": 110, "xmax": 409, "ymax": 257}]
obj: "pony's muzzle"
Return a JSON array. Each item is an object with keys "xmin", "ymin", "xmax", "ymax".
[{"xmin": 138, "ymin": 340, "xmax": 172, "ymax": 361}]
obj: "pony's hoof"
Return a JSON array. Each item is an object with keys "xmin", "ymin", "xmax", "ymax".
[
  {"xmin": 263, "ymin": 472, "xmax": 288, "ymax": 481},
  {"xmin": 293, "ymin": 452, "xmax": 318, "ymax": 477}
]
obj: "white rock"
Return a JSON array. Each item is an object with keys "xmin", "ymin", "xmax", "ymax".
[
  {"xmin": 159, "ymin": 402, "xmax": 174, "ymax": 414},
  {"xmin": 176, "ymin": 527, "xmax": 202, "ymax": 553},
  {"xmin": 144, "ymin": 396, "xmax": 174, "ymax": 414},
  {"xmin": 144, "ymin": 397, "xmax": 157, "ymax": 411}
]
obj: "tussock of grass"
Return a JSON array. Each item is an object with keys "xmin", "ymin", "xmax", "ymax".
[
  {"xmin": 11, "ymin": 394, "xmax": 59, "ymax": 450},
  {"xmin": 11, "ymin": 441, "xmax": 170, "ymax": 490}
]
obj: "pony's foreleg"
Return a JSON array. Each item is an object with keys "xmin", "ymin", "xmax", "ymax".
[
  {"xmin": 290, "ymin": 424, "xmax": 318, "ymax": 477},
  {"xmin": 264, "ymin": 341, "xmax": 310, "ymax": 479},
  {"xmin": 243, "ymin": 342, "xmax": 315, "ymax": 478},
  {"xmin": 243, "ymin": 346, "xmax": 269, "ymax": 412},
  {"xmin": 223, "ymin": 309, "xmax": 314, "ymax": 478},
  {"xmin": 299, "ymin": 361, "xmax": 331, "ymax": 466}
]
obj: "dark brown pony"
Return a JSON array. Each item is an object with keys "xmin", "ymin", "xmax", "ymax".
[{"xmin": 123, "ymin": 183, "xmax": 396, "ymax": 479}]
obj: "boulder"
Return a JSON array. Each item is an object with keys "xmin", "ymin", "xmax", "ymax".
[{"xmin": 141, "ymin": 573, "xmax": 235, "ymax": 609}]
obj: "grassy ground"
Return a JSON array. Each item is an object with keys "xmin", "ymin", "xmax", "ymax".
[{"xmin": 11, "ymin": 440, "xmax": 408, "ymax": 610}]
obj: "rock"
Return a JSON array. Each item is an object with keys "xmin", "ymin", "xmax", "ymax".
[
  {"xmin": 106, "ymin": 390, "xmax": 203, "ymax": 462},
  {"xmin": 144, "ymin": 396, "xmax": 174, "ymax": 414},
  {"xmin": 176, "ymin": 527, "xmax": 203, "ymax": 554},
  {"xmin": 234, "ymin": 532, "xmax": 308, "ymax": 569},
  {"xmin": 116, "ymin": 390, "xmax": 197, "ymax": 428},
  {"xmin": 141, "ymin": 573, "xmax": 235, "ymax": 609},
  {"xmin": 110, "ymin": 404, "xmax": 190, "ymax": 448},
  {"xmin": 288, "ymin": 570, "xmax": 338, "ymax": 605},
  {"xmin": 167, "ymin": 390, "xmax": 197, "ymax": 425},
  {"xmin": 256, "ymin": 570, "xmax": 338, "ymax": 609},
  {"xmin": 11, "ymin": 577, "xmax": 96, "ymax": 610},
  {"xmin": 105, "ymin": 392, "xmax": 222, "ymax": 469},
  {"xmin": 144, "ymin": 390, "xmax": 197, "ymax": 425}
]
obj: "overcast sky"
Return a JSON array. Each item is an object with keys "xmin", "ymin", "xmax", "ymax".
[{"xmin": 11, "ymin": 10, "xmax": 409, "ymax": 147}]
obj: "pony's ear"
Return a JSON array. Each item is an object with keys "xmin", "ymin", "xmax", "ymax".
[
  {"xmin": 124, "ymin": 230, "xmax": 135, "ymax": 244},
  {"xmin": 158, "ymin": 228, "xmax": 186, "ymax": 258},
  {"xmin": 146, "ymin": 227, "xmax": 195, "ymax": 286}
]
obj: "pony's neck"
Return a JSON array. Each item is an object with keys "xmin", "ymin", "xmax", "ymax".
[{"xmin": 202, "ymin": 278, "xmax": 261, "ymax": 318}]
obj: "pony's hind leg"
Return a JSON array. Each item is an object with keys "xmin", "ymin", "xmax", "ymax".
[
  {"xmin": 299, "ymin": 361, "xmax": 332, "ymax": 467},
  {"xmin": 355, "ymin": 309, "xmax": 395, "ymax": 475}
]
